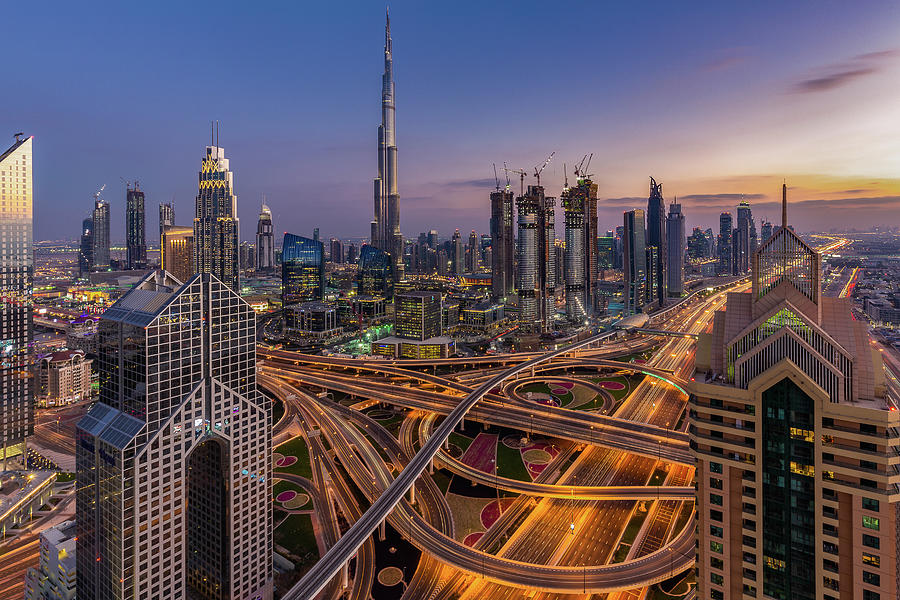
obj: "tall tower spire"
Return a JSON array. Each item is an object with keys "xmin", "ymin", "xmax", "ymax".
[
  {"xmin": 373, "ymin": 9, "xmax": 403, "ymax": 281},
  {"xmin": 782, "ymin": 182, "xmax": 788, "ymax": 228}
]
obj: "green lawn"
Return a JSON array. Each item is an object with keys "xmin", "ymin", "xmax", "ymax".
[
  {"xmin": 431, "ymin": 469, "xmax": 452, "ymax": 495},
  {"xmin": 647, "ymin": 467, "xmax": 668, "ymax": 486},
  {"xmin": 611, "ymin": 503, "xmax": 652, "ymax": 563},
  {"xmin": 275, "ymin": 436, "xmax": 313, "ymax": 479},
  {"xmin": 274, "ymin": 513, "xmax": 319, "ymax": 565},
  {"xmin": 55, "ymin": 472, "xmax": 76, "ymax": 483},
  {"xmin": 496, "ymin": 440, "xmax": 531, "ymax": 482},
  {"xmin": 448, "ymin": 432, "xmax": 473, "ymax": 452}
]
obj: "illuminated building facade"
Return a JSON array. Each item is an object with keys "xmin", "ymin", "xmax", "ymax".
[
  {"xmin": 256, "ymin": 203, "xmax": 274, "ymax": 271},
  {"xmin": 646, "ymin": 177, "xmax": 667, "ymax": 304},
  {"xmin": 692, "ymin": 186, "xmax": 900, "ymax": 600},
  {"xmin": 161, "ymin": 225, "xmax": 194, "ymax": 284},
  {"xmin": 666, "ymin": 200, "xmax": 685, "ymax": 297},
  {"xmin": 194, "ymin": 142, "xmax": 240, "ymax": 291},
  {"xmin": 562, "ymin": 184, "xmax": 585, "ymax": 320},
  {"xmin": 92, "ymin": 193, "xmax": 110, "ymax": 271},
  {"xmin": 0, "ymin": 135, "xmax": 33, "ymax": 467},
  {"xmin": 515, "ymin": 185, "xmax": 555, "ymax": 331},
  {"xmin": 282, "ymin": 233, "xmax": 324, "ymax": 305},
  {"xmin": 394, "ymin": 290, "xmax": 441, "ymax": 340},
  {"xmin": 125, "ymin": 183, "xmax": 147, "ymax": 269},
  {"xmin": 76, "ymin": 271, "xmax": 272, "ymax": 600}
]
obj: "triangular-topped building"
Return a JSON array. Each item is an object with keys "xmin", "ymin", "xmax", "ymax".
[{"xmin": 691, "ymin": 185, "xmax": 898, "ymax": 600}]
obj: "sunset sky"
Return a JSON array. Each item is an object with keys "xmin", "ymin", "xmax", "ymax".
[{"xmin": 5, "ymin": 0, "xmax": 900, "ymax": 241}]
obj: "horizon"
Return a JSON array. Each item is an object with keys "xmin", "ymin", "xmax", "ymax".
[{"xmin": 4, "ymin": 1, "xmax": 900, "ymax": 241}]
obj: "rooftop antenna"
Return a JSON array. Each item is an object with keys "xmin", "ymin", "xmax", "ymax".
[
  {"xmin": 216, "ymin": 120, "xmax": 220, "ymax": 159},
  {"xmin": 13, "ymin": 132, "xmax": 24, "ymax": 143}
]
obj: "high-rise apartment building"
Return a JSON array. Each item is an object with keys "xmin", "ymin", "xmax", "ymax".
[
  {"xmin": 125, "ymin": 182, "xmax": 147, "ymax": 270},
  {"xmin": 24, "ymin": 519, "xmax": 77, "ymax": 600},
  {"xmin": 239, "ymin": 241, "xmax": 256, "ymax": 271},
  {"xmin": 256, "ymin": 203, "xmax": 275, "ymax": 271},
  {"xmin": 161, "ymin": 225, "xmax": 194, "ymax": 284},
  {"xmin": 562, "ymin": 183, "xmax": 586, "ymax": 320},
  {"xmin": 562, "ymin": 173, "xmax": 599, "ymax": 316},
  {"xmin": 598, "ymin": 234, "xmax": 614, "ymax": 270},
  {"xmin": 734, "ymin": 198, "xmax": 753, "ymax": 274},
  {"xmin": 0, "ymin": 135, "xmax": 33, "ymax": 467},
  {"xmin": 329, "ymin": 238, "xmax": 343, "ymax": 264},
  {"xmin": 194, "ymin": 141, "xmax": 239, "ymax": 291},
  {"xmin": 490, "ymin": 185, "xmax": 515, "ymax": 300},
  {"xmin": 76, "ymin": 271, "xmax": 272, "ymax": 600},
  {"xmin": 159, "ymin": 201, "xmax": 174, "ymax": 240},
  {"xmin": 760, "ymin": 220, "xmax": 773, "ymax": 244},
  {"xmin": 91, "ymin": 191, "xmax": 110, "ymax": 271},
  {"xmin": 466, "ymin": 230, "xmax": 479, "ymax": 272},
  {"xmin": 687, "ymin": 226, "xmax": 709, "ymax": 260},
  {"xmin": 646, "ymin": 177, "xmax": 667, "ymax": 304},
  {"xmin": 450, "ymin": 229, "xmax": 464, "ymax": 275},
  {"xmin": 666, "ymin": 199, "xmax": 685, "ymax": 297},
  {"xmin": 623, "ymin": 209, "xmax": 647, "ymax": 314},
  {"xmin": 282, "ymin": 233, "xmax": 325, "ymax": 305},
  {"xmin": 516, "ymin": 185, "xmax": 555, "ymax": 331},
  {"xmin": 718, "ymin": 211, "xmax": 733, "ymax": 275},
  {"xmin": 691, "ymin": 186, "xmax": 899, "ymax": 600},
  {"xmin": 79, "ymin": 217, "xmax": 93, "ymax": 277},
  {"xmin": 372, "ymin": 10, "xmax": 403, "ymax": 281}
]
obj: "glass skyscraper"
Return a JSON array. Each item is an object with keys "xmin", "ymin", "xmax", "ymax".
[
  {"xmin": 125, "ymin": 183, "xmax": 147, "ymax": 269},
  {"xmin": 357, "ymin": 244, "xmax": 393, "ymax": 298},
  {"xmin": 79, "ymin": 216, "xmax": 93, "ymax": 277},
  {"xmin": 194, "ymin": 142, "xmax": 239, "ymax": 291},
  {"xmin": 0, "ymin": 135, "xmax": 33, "ymax": 467},
  {"xmin": 256, "ymin": 204, "xmax": 275, "ymax": 271},
  {"xmin": 76, "ymin": 271, "xmax": 272, "ymax": 600},
  {"xmin": 282, "ymin": 233, "xmax": 325, "ymax": 305},
  {"xmin": 92, "ymin": 192, "xmax": 110, "ymax": 271},
  {"xmin": 623, "ymin": 209, "xmax": 647, "ymax": 314}
]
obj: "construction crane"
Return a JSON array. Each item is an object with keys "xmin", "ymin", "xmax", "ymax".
[
  {"xmin": 533, "ymin": 151, "xmax": 555, "ymax": 186},
  {"xmin": 574, "ymin": 153, "xmax": 594, "ymax": 180},
  {"xmin": 492, "ymin": 163, "xmax": 501, "ymax": 192},
  {"xmin": 503, "ymin": 163, "xmax": 527, "ymax": 196},
  {"xmin": 93, "ymin": 184, "xmax": 106, "ymax": 203}
]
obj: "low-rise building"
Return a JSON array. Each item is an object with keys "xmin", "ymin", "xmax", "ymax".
[
  {"xmin": 461, "ymin": 301, "xmax": 505, "ymax": 331},
  {"xmin": 24, "ymin": 519, "xmax": 77, "ymax": 600},
  {"xmin": 64, "ymin": 316, "xmax": 98, "ymax": 355},
  {"xmin": 371, "ymin": 336, "xmax": 454, "ymax": 359},
  {"xmin": 285, "ymin": 302, "xmax": 341, "ymax": 339},
  {"xmin": 34, "ymin": 350, "xmax": 92, "ymax": 407}
]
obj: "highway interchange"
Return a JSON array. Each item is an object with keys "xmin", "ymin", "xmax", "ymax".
[{"xmin": 265, "ymin": 280, "xmax": 747, "ymax": 599}]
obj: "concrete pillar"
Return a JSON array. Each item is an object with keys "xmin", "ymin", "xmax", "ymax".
[
  {"xmin": 429, "ymin": 458, "xmax": 434, "ymax": 474},
  {"xmin": 408, "ymin": 481, "xmax": 415, "ymax": 504},
  {"xmin": 444, "ymin": 436, "xmax": 449, "ymax": 450},
  {"xmin": 341, "ymin": 561, "xmax": 349, "ymax": 588},
  {"xmin": 379, "ymin": 519, "xmax": 386, "ymax": 541}
]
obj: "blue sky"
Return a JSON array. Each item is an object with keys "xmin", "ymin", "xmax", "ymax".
[{"xmin": 5, "ymin": 0, "xmax": 900, "ymax": 241}]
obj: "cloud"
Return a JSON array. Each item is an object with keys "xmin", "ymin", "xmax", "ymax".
[
  {"xmin": 442, "ymin": 177, "xmax": 499, "ymax": 189},
  {"xmin": 790, "ymin": 49, "xmax": 898, "ymax": 93},
  {"xmin": 701, "ymin": 47, "xmax": 751, "ymax": 73},
  {"xmin": 678, "ymin": 193, "xmax": 766, "ymax": 205}
]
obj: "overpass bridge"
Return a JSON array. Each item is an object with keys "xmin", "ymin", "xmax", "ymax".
[{"xmin": 281, "ymin": 328, "xmax": 696, "ymax": 599}]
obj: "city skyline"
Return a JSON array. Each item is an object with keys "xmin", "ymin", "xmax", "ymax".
[{"xmin": 5, "ymin": 2, "xmax": 900, "ymax": 242}]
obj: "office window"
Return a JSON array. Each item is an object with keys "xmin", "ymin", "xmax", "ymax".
[
  {"xmin": 711, "ymin": 573, "xmax": 724, "ymax": 585},
  {"xmin": 710, "ymin": 525, "xmax": 723, "ymax": 538},
  {"xmin": 862, "ymin": 497, "xmax": 879, "ymax": 512},
  {"xmin": 862, "ymin": 553, "xmax": 880, "ymax": 568},
  {"xmin": 862, "ymin": 534, "xmax": 880, "ymax": 549},
  {"xmin": 710, "ymin": 493, "xmax": 723, "ymax": 506},
  {"xmin": 862, "ymin": 516, "xmax": 879, "ymax": 530},
  {"xmin": 710, "ymin": 462, "xmax": 723, "ymax": 474},
  {"xmin": 710, "ymin": 541, "xmax": 723, "ymax": 554},
  {"xmin": 863, "ymin": 572, "xmax": 880, "ymax": 586}
]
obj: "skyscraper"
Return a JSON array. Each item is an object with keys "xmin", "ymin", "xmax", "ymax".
[
  {"xmin": 79, "ymin": 217, "xmax": 93, "ymax": 277},
  {"xmin": 357, "ymin": 244, "xmax": 393, "ymax": 297},
  {"xmin": 329, "ymin": 238, "xmax": 343, "ymax": 264},
  {"xmin": 451, "ymin": 229, "xmax": 463, "ymax": 275},
  {"xmin": 372, "ymin": 10, "xmax": 403, "ymax": 281},
  {"xmin": 562, "ymin": 172, "xmax": 599, "ymax": 316},
  {"xmin": 466, "ymin": 230, "xmax": 479, "ymax": 272},
  {"xmin": 718, "ymin": 211, "xmax": 733, "ymax": 275},
  {"xmin": 125, "ymin": 182, "xmax": 147, "ymax": 270},
  {"xmin": 515, "ymin": 185, "xmax": 555, "ymax": 331},
  {"xmin": 194, "ymin": 138, "xmax": 239, "ymax": 291},
  {"xmin": 0, "ymin": 135, "xmax": 33, "ymax": 467},
  {"xmin": 76, "ymin": 271, "xmax": 272, "ymax": 600},
  {"xmin": 282, "ymin": 233, "xmax": 325, "ymax": 305},
  {"xmin": 256, "ymin": 203, "xmax": 275, "ymax": 271},
  {"xmin": 562, "ymin": 183, "xmax": 586, "ymax": 320},
  {"xmin": 691, "ymin": 185, "xmax": 899, "ymax": 600},
  {"xmin": 666, "ymin": 199, "xmax": 685, "ymax": 297},
  {"xmin": 91, "ymin": 190, "xmax": 110, "ymax": 271},
  {"xmin": 161, "ymin": 225, "xmax": 194, "ymax": 283},
  {"xmin": 760, "ymin": 220, "xmax": 773, "ymax": 243},
  {"xmin": 646, "ymin": 177, "xmax": 667, "ymax": 304},
  {"xmin": 159, "ymin": 201, "xmax": 174, "ymax": 240},
  {"xmin": 735, "ymin": 198, "xmax": 753, "ymax": 274},
  {"xmin": 623, "ymin": 209, "xmax": 647, "ymax": 314}
]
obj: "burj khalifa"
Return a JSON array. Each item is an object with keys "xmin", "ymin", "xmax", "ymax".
[{"xmin": 372, "ymin": 9, "xmax": 404, "ymax": 281}]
